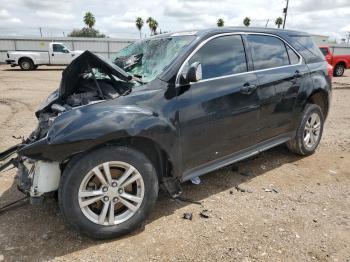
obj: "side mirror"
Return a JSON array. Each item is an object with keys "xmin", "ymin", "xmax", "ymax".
[
  {"xmin": 186, "ymin": 62, "xmax": 202, "ymax": 83},
  {"xmin": 63, "ymin": 48, "xmax": 69, "ymax": 53}
]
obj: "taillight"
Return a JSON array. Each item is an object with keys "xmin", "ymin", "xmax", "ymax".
[{"xmin": 327, "ymin": 64, "xmax": 333, "ymax": 80}]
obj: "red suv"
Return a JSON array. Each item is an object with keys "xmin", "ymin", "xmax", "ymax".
[{"xmin": 319, "ymin": 46, "xmax": 350, "ymax": 77}]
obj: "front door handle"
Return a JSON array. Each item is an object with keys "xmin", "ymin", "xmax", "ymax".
[
  {"xmin": 52, "ymin": 53, "xmax": 54, "ymax": 56},
  {"xmin": 240, "ymin": 83, "xmax": 257, "ymax": 95},
  {"xmin": 294, "ymin": 70, "xmax": 302, "ymax": 78}
]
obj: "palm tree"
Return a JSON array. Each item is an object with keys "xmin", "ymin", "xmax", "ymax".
[
  {"xmin": 275, "ymin": 17, "xmax": 283, "ymax": 28},
  {"xmin": 136, "ymin": 17, "xmax": 144, "ymax": 39},
  {"xmin": 243, "ymin": 17, "xmax": 250, "ymax": 27},
  {"xmin": 84, "ymin": 12, "xmax": 95, "ymax": 29},
  {"xmin": 217, "ymin": 18, "xmax": 224, "ymax": 27},
  {"xmin": 146, "ymin": 17, "xmax": 154, "ymax": 35},
  {"xmin": 150, "ymin": 19, "xmax": 158, "ymax": 35}
]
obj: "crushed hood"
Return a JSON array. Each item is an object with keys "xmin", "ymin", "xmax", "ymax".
[
  {"xmin": 37, "ymin": 51, "xmax": 133, "ymax": 113},
  {"xmin": 59, "ymin": 50, "xmax": 132, "ymax": 99}
]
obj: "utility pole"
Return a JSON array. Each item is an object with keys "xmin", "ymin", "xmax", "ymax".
[
  {"xmin": 39, "ymin": 27, "xmax": 43, "ymax": 37},
  {"xmin": 265, "ymin": 19, "xmax": 270, "ymax": 28},
  {"xmin": 282, "ymin": 0, "xmax": 289, "ymax": 29}
]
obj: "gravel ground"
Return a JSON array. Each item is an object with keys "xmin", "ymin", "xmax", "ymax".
[{"xmin": 0, "ymin": 65, "xmax": 349, "ymax": 262}]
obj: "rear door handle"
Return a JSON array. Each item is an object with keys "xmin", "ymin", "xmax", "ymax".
[
  {"xmin": 240, "ymin": 83, "xmax": 257, "ymax": 95},
  {"xmin": 294, "ymin": 70, "xmax": 302, "ymax": 78}
]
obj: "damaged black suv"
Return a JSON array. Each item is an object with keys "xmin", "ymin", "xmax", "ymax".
[{"xmin": 0, "ymin": 27, "xmax": 331, "ymax": 239}]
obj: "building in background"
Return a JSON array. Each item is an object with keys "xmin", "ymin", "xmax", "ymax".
[{"xmin": 0, "ymin": 36, "xmax": 135, "ymax": 63}]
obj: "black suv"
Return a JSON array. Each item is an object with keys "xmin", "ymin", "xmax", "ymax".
[{"xmin": 0, "ymin": 27, "xmax": 331, "ymax": 239}]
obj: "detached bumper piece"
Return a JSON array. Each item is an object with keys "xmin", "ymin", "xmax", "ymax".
[{"xmin": 0, "ymin": 144, "xmax": 61, "ymax": 203}]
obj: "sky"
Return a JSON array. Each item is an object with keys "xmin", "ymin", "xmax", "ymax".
[{"xmin": 0, "ymin": 0, "xmax": 349, "ymax": 42}]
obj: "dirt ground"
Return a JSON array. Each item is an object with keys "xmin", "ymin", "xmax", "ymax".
[{"xmin": 0, "ymin": 65, "xmax": 349, "ymax": 262}]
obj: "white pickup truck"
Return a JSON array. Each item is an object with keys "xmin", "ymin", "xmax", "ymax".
[{"xmin": 6, "ymin": 42, "xmax": 84, "ymax": 70}]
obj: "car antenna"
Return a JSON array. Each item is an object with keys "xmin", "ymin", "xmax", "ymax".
[{"xmin": 88, "ymin": 64, "xmax": 105, "ymax": 100}]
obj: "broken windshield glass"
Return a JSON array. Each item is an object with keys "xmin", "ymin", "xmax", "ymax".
[{"xmin": 113, "ymin": 35, "xmax": 196, "ymax": 83}]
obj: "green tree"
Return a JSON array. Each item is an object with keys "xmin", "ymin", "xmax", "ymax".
[
  {"xmin": 243, "ymin": 17, "xmax": 251, "ymax": 27},
  {"xmin": 150, "ymin": 19, "xmax": 158, "ymax": 35},
  {"xmin": 217, "ymin": 18, "xmax": 224, "ymax": 27},
  {"xmin": 68, "ymin": 28, "xmax": 105, "ymax": 38},
  {"xmin": 146, "ymin": 17, "xmax": 154, "ymax": 35},
  {"xmin": 68, "ymin": 12, "xmax": 106, "ymax": 38},
  {"xmin": 83, "ymin": 12, "xmax": 95, "ymax": 29},
  {"xmin": 136, "ymin": 17, "xmax": 144, "ymax": 39},
  {"xmin": 275, "ymin": 17, "xmax": 283, "ymax": 28}
]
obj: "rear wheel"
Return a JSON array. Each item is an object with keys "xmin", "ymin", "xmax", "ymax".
[
  {"xmin": 287, "ymin": 104, "xmax": 324, "ymax": 156},
  {"xmin": 58, "ymin": 146, "xmax": 159, "ymax": 239},
  {"xmin": 19, "ymin": 58, "xmax": 34, "ymax": 70},
  {"xmin": 333, "ymin": 63, "xmax": 345, "ymax": 77}
]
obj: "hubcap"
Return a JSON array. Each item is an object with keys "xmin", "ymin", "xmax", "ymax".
[
  {"xmin": 22, "ymin": 61, "xmax": 30, "ymax": 70},
  {"xmin": 78, "ymin": 161, "xmax": 145, "ymax": 226},
  {"xmin": 303, "ymin": 113, "xmax": 321, "ymax": 148},
  {"xmin": 336, "ymin": 66, "xmax": 344, "ymax": 76}
]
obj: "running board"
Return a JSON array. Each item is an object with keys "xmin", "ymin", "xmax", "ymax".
[{"xmin": 181, "ymin": 133, "xmax": 293, "ymax": 182}]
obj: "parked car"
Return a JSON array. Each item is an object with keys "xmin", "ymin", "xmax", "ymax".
[
  {"xmin": 0, "ymin": 27, "xmax": 331, "ymax": 239},
  {"xmin": 319, "ymin": 45, "xmax": 350, "ymax": 77},
  {"xmin": 6, "ymin": 42, "xmax": 83, "ymax": 70}
]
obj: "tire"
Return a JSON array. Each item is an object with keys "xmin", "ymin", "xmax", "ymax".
[
  {"xmin": 287, "ymin": 104, "xmax": 324, "ymax": 156},
  {"xmin": 333, "ymin": 63, "xmax": 345, "ymax": 77},
  {"xmin": 58, "ymin": 146, "xmax": 159, "ymax": 239},
  {"xmin": 19, "ymin": 58, "xmax": 34, "ymax": 70}
]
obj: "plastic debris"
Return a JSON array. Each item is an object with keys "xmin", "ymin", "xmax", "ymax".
[
  {"xmin": 199, "ymin": 209, "xmax": 210, "ymax": 218},
  {"xmin": 190, "ymin": 176, "xmax": 201, "ymax": 185},
  {"xmin": 183, "ymin": 212, "xmax": 193, "ymax": 220}
]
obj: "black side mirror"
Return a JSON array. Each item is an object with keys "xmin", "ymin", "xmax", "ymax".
[{"xmin": 186, "ymin": 62, "xmax": 202, "ymax": 83}]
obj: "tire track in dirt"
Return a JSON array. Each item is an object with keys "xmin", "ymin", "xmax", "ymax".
[{"xmin": 0, "ymin": 98, "xmax": 33, "ymax": 127}]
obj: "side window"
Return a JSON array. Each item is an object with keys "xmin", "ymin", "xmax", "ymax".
[
  {"xmin": 319, "ymin": 47, "xmax": 329, "ymax": 56},
  {"xmin": 53, "ymin": 44, "xmax": 65, "ymax": 53},
  {"xmin": 247, "ymin": 35, "xmax": 290, "ymax": 70},
  {"xmin": 289, "ymin": 36, "xmax": 324, "ymax": 63},
  {"xmin": 187, "ymin": 35, "xmax": 247, "ymax": 80},
  {"xmin": 286, "ymin": 45, "xmax": 300, "ymax": 64}
]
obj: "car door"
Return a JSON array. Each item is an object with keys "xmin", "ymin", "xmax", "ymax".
[
  {"xmin": 177, "ymin": 34, "xmax": 260, "ymax": 173},
  {"xmin": 51, "ymin": 44, "xmax": 72, "ymax": 64},
  {"xmin": 245, "ymin": 34, "xmax": 308, "ymax": 141}
]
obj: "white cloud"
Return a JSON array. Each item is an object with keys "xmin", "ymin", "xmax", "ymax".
[
  {"xmin": 0, "ymin": 0, "xmax": 349, "ymax": 41},
  {"xmin": 0, "ymin": 9, "xmax": 22, "ymax": 24}
]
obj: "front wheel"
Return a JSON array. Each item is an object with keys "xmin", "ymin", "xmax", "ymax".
[
  {"xmin": 58, "ymin": 146, "xmax": 159, "ymax": 239},
  {"xmin": 287, "ymin": 104, "xmax": 324, "ymax": 156}
]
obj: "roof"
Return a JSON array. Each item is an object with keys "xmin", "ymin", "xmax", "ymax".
[{"xmin": 147, "ymin": 27, "xmax": 310, "ymax": 40}]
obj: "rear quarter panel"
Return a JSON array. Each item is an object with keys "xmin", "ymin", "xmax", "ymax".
[{"xmin": 293, "ymin": 61, "xmax": 331, "ymax": 127}]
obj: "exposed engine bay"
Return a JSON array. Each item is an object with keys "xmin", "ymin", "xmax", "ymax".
[{"xmin": 0, "ymin": 51, "xmax": 138, "ymax": 198}]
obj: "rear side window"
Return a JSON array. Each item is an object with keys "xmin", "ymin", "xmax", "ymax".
[
  {"xmin": 188, "ymin": 35, "xmax": 247, "ymax": 79},
  {"xmin": 247, "ymin": 35, "xmax": 290, "ymax": 70},
  {"xmin": 286, "ymin": 45, "xmax": 300, "ymax": 64},
  {"xmin": 289, "ymin": 36, "xmax": 325, "ymax": 63}
]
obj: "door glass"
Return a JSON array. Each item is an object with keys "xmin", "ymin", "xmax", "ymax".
[
  {"xmin": 187, "ymin": 35, "xmax": 247, "ymax": 80},
  {"xmin": 53, "ymin": 44, "xmax": 66, "ymax": 53},
  {"xmin": 247, "ymin": 35, "xmax": 290, "ymax": 70},
  {"xmin": 319, "ymin": 47, "xmax": 329, "ymax": 56},
  {"xmin": 286, "ymin": 45, "xmax": 300, "ymax": 64}
]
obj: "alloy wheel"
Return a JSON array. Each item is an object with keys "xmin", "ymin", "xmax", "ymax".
[
  {"xmin": 78, "ymin": 161, "xmax": 145, "ymax": 226},
  {"xmin": 303, "ymin": 112, "xmax": 321, "ymax": 148}
]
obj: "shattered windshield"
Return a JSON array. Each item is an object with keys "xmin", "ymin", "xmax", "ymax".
[{"xmin": 113, "ymin": 35, "xmax": 196, "ymax": 83}]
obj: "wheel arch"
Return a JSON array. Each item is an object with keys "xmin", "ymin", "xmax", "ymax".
[
  {"xmin": 62, "ymin": 136, "xmax": 175, "ymax": 183},
  {"xmin": 18, "ymin": 56, "xmax": 34, "ymax": 65},
  {"xmin": 306, "ymin": 89, "xmax": 329, "ymax": 118}
]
